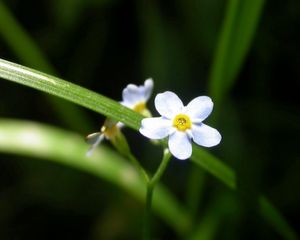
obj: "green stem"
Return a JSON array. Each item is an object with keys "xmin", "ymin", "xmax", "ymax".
[
  {"xmin": 143, "ymin": 149, "xmax": 172, "ymax": 240},
  {"xmin": 111, "ymin": 130, "xmax": 149, "ymax": 183},
  {"xmin": 144, "ymin": 183, "xmax": 154, "ymax": 240},
  {"xmin": 127, "ymin": 153, "xmax": 149, "ymax": 183}
]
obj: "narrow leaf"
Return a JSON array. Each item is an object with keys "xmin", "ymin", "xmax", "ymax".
[
  {"xmin": 191, "ymin": 146, "xmax": 297, "ymax": 240},
  {"xmin": 208, "ymin": 0, "xmax": 265, "ymax": 103},
  {"xmin": 0, "ymin": 119, "xmax": 191, "ymax": 234},
  {"xmin": 0, "ymin": 58, "xmax": 142, "ymax": 130}
]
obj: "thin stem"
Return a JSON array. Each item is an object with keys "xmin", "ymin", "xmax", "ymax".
[
  {"xmin": 127, "ymin": 153, "xmax": 149, "ymax": 183},
  {"xmin": 150, "ymin": 149, "xmax": 172, "ymax": 187},
  {"xmin": 111, "ymin": 131, "xmax": 149, "ymax": 183},
  {"xmin": 143, "ymin": 149, "xmax": 172, "ymax": 240},
  {"xmin": 144, "ymin": 184, "xmax": 154, "ymax": 240}
]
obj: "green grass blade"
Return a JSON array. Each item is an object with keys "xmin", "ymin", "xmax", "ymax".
[
  {"xmin": 227, "ymin": 0, "xmax": 265, "ymax": 87},
  {"xmin": 0, "ymin": 119, "xmax": 191, "ymax": 234},
  {"xmin": 191, "ymin": 146, "xmax": 236, "ymax": 189},
  {"xmin": 208, "ymin": 0, "xmax": 239, "ymax": 104},
  {"xmin": 0, "ymin": 2, "xmax": 92, "ymax": 131},
  {"xmin": 0, "ymin": 58, "xmax": 296, "ymax": 239},
  {"xmin": 189, "ymin": 195, "xmax": 230, "ymax": 240},
  {"xmin": 0, "ymin": 58, "xmax": 142, "ymax": 130},
  {"xmin": 191, "ymin": 146, "xmax": 297, "ymax": 240},
  {"xmin": 260, "ymin": 197, "xmax": 298, "ymax": 240},
  {"xmin": 208, "ymin": 0, "xmax": 265, "ymax": 104}
]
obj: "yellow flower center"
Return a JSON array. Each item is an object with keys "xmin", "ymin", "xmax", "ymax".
[
  {"xmin": 173, "ymin": 114, "xmax": 191, "ymax": 131},
  {"xmin": 101, "ymin": 125, "xmax": 119, "ymax": 138},
  {"xmin": 133, "ymin": 101, "xmax": 146, "ymax": 113}
]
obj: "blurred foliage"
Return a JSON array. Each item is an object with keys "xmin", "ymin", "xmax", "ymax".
[{"xmin": 0, "ymin": 0, "xmax": 299, "ymax": 239}]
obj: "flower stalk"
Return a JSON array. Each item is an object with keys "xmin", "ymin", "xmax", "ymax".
[
  {"xmin": 143, "ymin": 148, "xmax": 172, "ymax": 240},
  {"xmin": 111, "ymin": 132, "xmax": 149, "ymax": 183}
]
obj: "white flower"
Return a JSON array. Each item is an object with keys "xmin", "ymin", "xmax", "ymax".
[
  {"xmin": 86, "ymin": 78, "xmax": 154, "ymax": 156},
  {"xmin": 139, "ymin": 91, "xmax": 221, "ymax": 160},
  {"xmin": 120, "ymin": 78, "xmax": 154, "ymax": 116}
]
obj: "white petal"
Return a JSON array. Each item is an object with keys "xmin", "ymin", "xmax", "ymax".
[
  {"xmin": 120, "ymin": 100, "xmax": 132, "ymax": 108},
  {"xmin": 139, "ymin": 117, "xmax": 172, "ymax": 139},
  {"xmin": 143, "ymin": 78, "xmax": 154, "ymax": 101},
  {"xmin": 185, "ymin": 96, "xmax": 213, "ymax": 122},
  {"xmin": 155, "ymin": 91, "xmax": 183, "ymax": 119},
  {"xmin": 191, "ymin": 123, "xmax": 221, "ymax": 147},
  {"xmin": 116, "ymin": 122, "xmax": 125, "ymax": 128},
  {"xmin": 86, "ymin": 133, "xmax": 104, "ymax": 157},
  {"xmin": 168, "ymin": 131, "xmax": 192, "ymax": 160},
  {"xmin": 122, "ymin": 84, "xmax": 144, "ymax": 106},
  {"xmin": 122, "ymin": 79, "xmax": 154, "ymax": 107}
]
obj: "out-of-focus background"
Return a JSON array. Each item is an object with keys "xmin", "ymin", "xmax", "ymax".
[{"xmin": 0, "ymin": 0, "xmax": 299, "ymax": 239}]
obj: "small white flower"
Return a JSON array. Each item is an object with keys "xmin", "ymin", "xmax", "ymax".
[
  {"xmin": 120, "ymin": 78, "xmax": 154, "ymax": 116},
  {"xmin": 139, "ymin": 91, "xmax": 221, "ymax": 160},
  {"xmin": 86, "ymin": 78, "xmax": 154, "ymax": 156}
]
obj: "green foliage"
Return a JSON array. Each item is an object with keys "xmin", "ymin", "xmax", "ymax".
[
  {"xmin": 209, "ymin": 0, "xmax": 265, "ymax": 104},
  {"xmin": 0, "ymin": 0, "xmax": 298, "ymax": 239},
  {"xmin": 0, "ymin": 2, "xmax": 92, "ymax": 131},
  {"xmin": 0, "ymin": 58, "xmax": 297, "ymax": 239},
  {"xmin": 0, "ymin": 58, "xmax": 142, "ymax": 130},
  {"xmin": 0, "ymin": 119, "xmax": 190, "ymax": 235}
]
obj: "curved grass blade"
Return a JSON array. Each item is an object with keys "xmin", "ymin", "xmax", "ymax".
[
  {"xmin": 191, "ymin": 146, "xmax": 297, "ymax": 240},
  {"xmin": 0, "ymin": 58, "xmax": 142, "ymax": 130},
  {"xmin": 259, "ymin": 197, "xmax": 298, "ymax": 240},
  {"xmin": 0, "ymin": 119, "xmax": 191, "ymax": 235},
  {"xmin": 208, "ymin": 0, "xmax": 265, "ymax": 104}
]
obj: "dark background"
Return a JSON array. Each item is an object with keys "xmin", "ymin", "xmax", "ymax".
[{"xmin": 0, "ymin": 0, "xmax": 299, "ymax": 239}]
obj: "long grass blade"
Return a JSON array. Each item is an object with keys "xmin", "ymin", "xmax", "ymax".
[
  {"xmin": 191, "ymin": 146, "xmax": 297, "ymax": 240},
  {"xmin": 0, "ymin": 119, "xmax": 191, "ymax": 235},
  {"xmin": 0, "ymin": 58, "xmax": 142, "ymax": 130},
  {"xmin": 208, "ymin": 0, "xmax": 265, "ymax": 104}
]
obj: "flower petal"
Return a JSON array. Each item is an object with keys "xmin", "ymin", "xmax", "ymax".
[
  {"xmin": 184, "ymin": 96, "xmax": 213, "ymax": 122},
  {"xmin": 191, "ymin": 123, "xmax": 221, "ymax": 147},
  {"xmin": 168, "ymin": 131, "xmax": 192, "ymax": 160},
  {"xmin": 139, "ymin": 117, "xmax": 172, "ymax": 139},
  {"xmin": 143, "ymin": 78, "xmax": 154, "ymax": 102},
  {"xmin": 121, "ymin": 79, "xmax": 154, "ymax": 107},
  {"xmin": 122, "ymin": 84, "xmax": 144, "ymax": 106},
  {"xmin": 86, "ymin": 133, "xmax": 105, "ymax": 157},
  {"xmin": 155, "ymin": 91, "xmax": 184, "ymax": 119}
]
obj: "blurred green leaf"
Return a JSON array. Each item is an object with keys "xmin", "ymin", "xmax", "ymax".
[
  {"xmin": 137, "ymin": 0, "xmax": 169, "ymax": 87},
  {"xmin": 0, "ymin": 58, "xmax": 297, "ymax": 239},
  {"xmin": 0, "ymin": 2, "xmax": 91, "ymax": 131},
  {"xmin": 52, "ymin": 0, "xmax": 114, "ymax": 30},
  {"xmin": 208, "ymin": 0, "xmax": 265, "ymax": 104},
  {"xmin": 260, "ymin": 197, "xmax": 298, "ymax": 240},
  {"xmin": 191, "ymin": 146, "xmax": 236, "ymax": 189},
  {"xmin": 0, "ymin": 119, "xmax": 190, "ymax": 235},
  {"xmin": 191, "ymin": 147, "xmax": 297, "ymax": 240},
  {"xmin": 0, "ymin": 3, "xmax": 55, "ymax": 73},
  {"xmin": 189, "ymin": 194, "xmax": 233, "ymax": 240}
]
